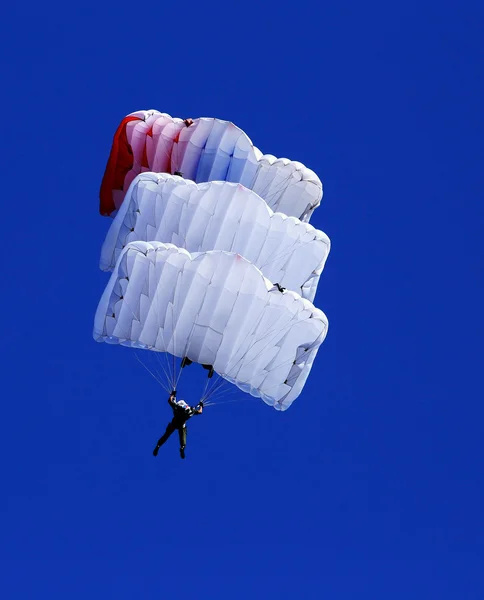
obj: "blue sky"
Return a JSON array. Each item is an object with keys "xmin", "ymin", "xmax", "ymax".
[{"xmin": 1, "ymin": 0, "xmax": 483, "ymax": 598}]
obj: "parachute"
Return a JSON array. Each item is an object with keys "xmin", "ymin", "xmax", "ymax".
[
  {"xmin": 95, "ymin": 109, "xmax": 330, "ymax": 410},
  {"xmin": 94, "ymin": 242, "xmax": 328, "ymax": 410},
  {"xmin": 99, "ymin": 110, "xmax": 322, "ymax": 221},
  {"xmin": 100, "ymin": 173, "xmax": 330, "ymax": 301}
]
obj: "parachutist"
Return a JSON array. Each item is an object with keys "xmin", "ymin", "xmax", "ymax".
[
  {"xmin": 274, "ymin": 283, "xmax": 286, "ymax": 293},
  {"xmin": 183, "ymin": 118, "xmax": 193, "ymax": 127},
  {"xmin": 152, "ymin": 392, "xmax": 203, "ymax": 459}
]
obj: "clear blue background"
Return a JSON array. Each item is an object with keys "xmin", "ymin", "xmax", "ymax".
[{"xmin": 1, "ymin": 0, "xmax": 483, "ymax": 598}]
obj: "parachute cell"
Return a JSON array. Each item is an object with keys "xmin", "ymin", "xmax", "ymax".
[
  {"xmin": 100, "ymin": 110, "xmax": 322, "ymax": 221},
  {"xmin": 93, "ymin": 242, "xmax": 328, "ymax": 410},
  {"xmin": 100, "ymin": 173, "xmax": 330, "ymax": 301}
]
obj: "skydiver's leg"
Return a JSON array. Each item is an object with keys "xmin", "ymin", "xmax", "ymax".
[
  {"xmin": 178, "ymin": 425, "xmax": 187, "ymax": 459},
  {"xmin": 153, "ymin": 421, "xmax": 176, "ymax": 456}
]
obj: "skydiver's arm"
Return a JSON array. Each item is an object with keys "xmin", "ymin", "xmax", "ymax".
[{"xmin": 168, "ymin": 392, "xmax": 177, "ymax": 407}]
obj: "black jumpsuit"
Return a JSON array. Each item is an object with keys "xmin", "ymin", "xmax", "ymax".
[{"xmin": 153, "ymin": 397, "xmax": 201, "ymax": 457}]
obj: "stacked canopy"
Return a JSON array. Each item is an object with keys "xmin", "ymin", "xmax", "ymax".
[
  {"xmin": 100, "ymin": 110, "xmax": 322, "ymax": 222},
  {"xmin": 100, "ymin": 173, "xmax": 331, "ymax": 301},
  {"xmin": 93, "ymin": 242, "xmax": 328, "ymax": 410}
]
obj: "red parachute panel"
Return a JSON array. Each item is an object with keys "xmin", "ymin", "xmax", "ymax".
[{"xmin": 99, "ymin": 115, "xmax": 141, "ymax": 216}]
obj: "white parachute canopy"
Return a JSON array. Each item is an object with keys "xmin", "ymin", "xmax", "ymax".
[
  {"xmin": 100, "ymin": 110, "xmax": 322, "ymax": 221},
  {"xmin": 100, "ymin": 173, "xmax": 331, "ymax": 301},
  {"xmin": 94, "ymin": 242, "xmax": 328, "ymax": 410}
]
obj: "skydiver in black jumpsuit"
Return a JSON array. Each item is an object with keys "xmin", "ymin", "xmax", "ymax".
[{"xmin": 152, "ymin": 391, "xmax": 203, "ymax": 459}]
